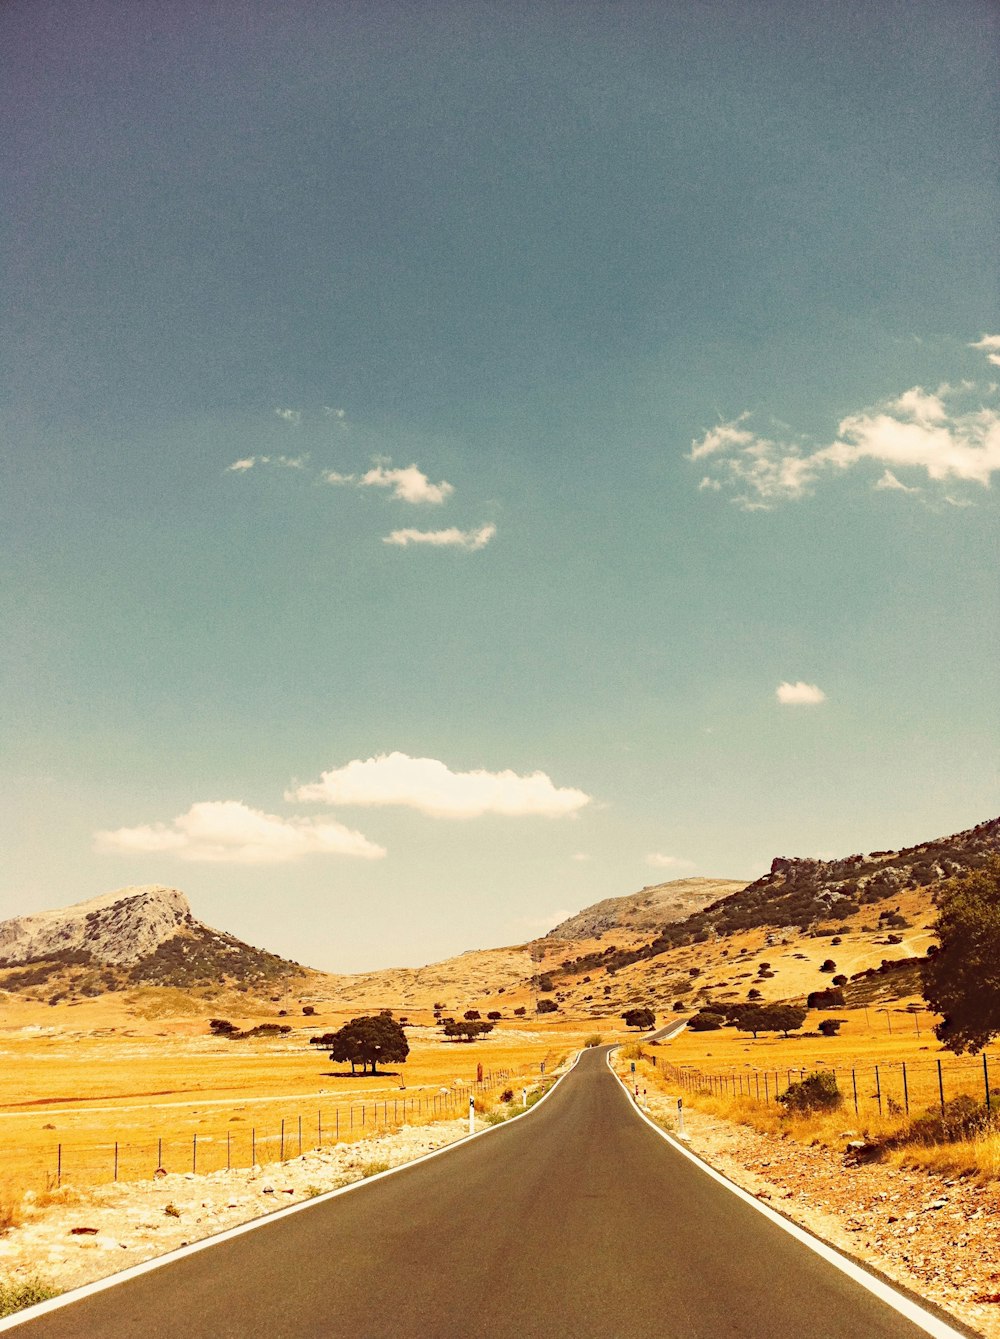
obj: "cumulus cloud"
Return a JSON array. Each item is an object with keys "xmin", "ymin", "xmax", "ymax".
[
  {"xmin": 94, "ymin": 800, "xmax": 385, "ymax": 864},
  {"xmin": 359, "ymin": 463, "xmax": 454, "ymax": 505},
  {"xmin": 288, "ymin": 752, "xmax": 591, "ymax": 819},
  {"xmin": 227, "ymin": 457, "xmax": 257, "ymax": 472},
  {"xmin": 690, "ymin": 345, "xmax": 1000, "ymax": 507},
  {"xmin": 970, "ymin": 334, "xmax": 1000, "ymax": 368},
  {"xmin": 383, "ymin": 523, "xmax": 496, "ymax": 551},
  {"xmin": 776, "ymin": 681, "xmax": 827, "ymax": 705},
  {"xmin": 275, "ymin": 408, "xmax": 301, "ymax": 426},
  {"xmin": 646, "ymin": 853, "xmax": 696, "ymax": 870}
]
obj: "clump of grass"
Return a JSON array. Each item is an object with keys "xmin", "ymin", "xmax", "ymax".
[
  {"xmin": 584, "ymin": 1034, "xmax": 604, "ymax": 1048},
  {"xmin": 304, "ymin": 1184, "xmax": 325, "ymax": 1198},
  {"xmin": 360, "ymin": 1160, "xmax": 389, "ymax": 1179},
  {"xmin": 164, "ymin": 1203, "xmax": 181, "ymax": 1218},
  {"xmin": 0, "ymin": 1277, "xmax": 58, "ymax": 1319},
  {"xmin": 0, "ymin": 1189, "xmax": 24, "ymax": 1235},
  {"xmin": 34, "ymin": 1183, "xmax": 85, "ymax": 1210},
  {"xmin": 619, "ymin": 1042, "xmax": 645, "ymax": 1061},
  {"xmin": 483, "ymin": 1110, "xmax": 507, "ymax": 1126}
]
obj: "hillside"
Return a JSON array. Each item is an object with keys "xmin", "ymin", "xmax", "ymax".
[
  {"xmin": 545, "ymin": 877, "xmax": 746, "ymax": 940},
  {"xmin": 0, "ymin": 885, "xmax": 304, "ymax": 1000}
]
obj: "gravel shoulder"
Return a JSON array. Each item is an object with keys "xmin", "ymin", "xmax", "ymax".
[
  {"xmin": 0, "ymin": 1117, "xmax": 471, "ymax": 1301},
  {"xmin": 638, "ymin": 1088, "xmax": 1000, "ymax": 1339}
]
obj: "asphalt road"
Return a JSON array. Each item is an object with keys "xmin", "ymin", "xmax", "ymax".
[{"xmin": 11, "ymin": 1046, "xmax": 962, "ymax": 1339}]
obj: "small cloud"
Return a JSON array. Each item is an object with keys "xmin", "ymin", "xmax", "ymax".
[
  {"xmin": 646, "ymin": 853, "xmax": 696, "ymax": 870},
  {"xmin": 323, "ymin": 406, "xmax": 348, "ymax": 420},
  {"xmin": 94, "ymin": 800, "xmax": 385, "ymax": 864},
  {"xmin": 360, "ymin": 463, "xmax": 455, "ymax": 505},
  {"xmin": 274, "ymin": 454, "xmax": 308, "ymax": 469},
  {"xmin": 227, "ymin": 457, "xmax": 257, "ymax": 472},
  {"xmin": 970, "ymin": 334, "xmax": 1000, "ymax": 368},
  {"xmin": 275, "ymin": 408, "xmax": 301, "ymax": 426},
  {"xmin": 776, "ymin": 681, "xmax": 827, "ymax": 705},
  {"xmin": 571, "ymin": 852, "xmax": 591, "ymax": 862},
  {"xmin": 873, "ymin": 469, "xmax": 920, "ymax": 493},
  {"xmin": 289, "ymin": 752, "xmax": 591, "ymax": 819},
  {"xmin": 691, "ymin": 346, "xmax": 1000, "ymax": 507},
  {"xmin": 383, "ymin": 523, "xmax": 496, "ymax": 551},
  {"xmin": 322, "ymin": 470, "xmax": 356, "ymax": 485}
]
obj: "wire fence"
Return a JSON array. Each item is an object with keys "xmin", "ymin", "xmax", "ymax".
[
  {"xmin": 45, "ymin": 1067, "xmax": 520, "ymax": 1190},
  {"xmin": 654, "ymin": 1053, "xmax": 1000, "ymax": 1119}
]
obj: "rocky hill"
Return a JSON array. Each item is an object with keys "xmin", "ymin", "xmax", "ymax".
[
  {"xmin": 0, "ymin": 885, "xmax": 304, "ymax": 997},
  {"xmin": 545, "ymin": 877, "xmax": 746, "ymax": 940}
]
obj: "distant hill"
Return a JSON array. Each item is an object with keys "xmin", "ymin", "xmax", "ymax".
[
  {"xmin": 545, "ymin": 878, "xmax": 747, "ymax": 940},
  {"xmin": 0, "ymin": 885, "xmax": 304, "ymax": 997}
]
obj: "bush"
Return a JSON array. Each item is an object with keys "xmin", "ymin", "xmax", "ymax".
[
  {"xmin": 904, "ymin": 1094, "xmax": 997, "ymax": 1146},
  {"xmin": 583, "ymin": 1034, "xmax": 603, "ymax": 1048},
  {"xmin": 688, "ymin": 1011, "xmax": 724, "ymax": 1031},
  {"xmin": 0, "ymin": 1278, "xmax": 58, "ymax": 1319},
  {"xmin": 499, "ymin": 1088, "xmax": 514, "ymax": 1102},
  {"xmin": 672, "ymin": 1000, "xmax": 686, "ymax": 1011},
  {"xmin": 819, "ymin": 959, "xmax": 836, "ymax": 973},
  {"xmin": 536, "ymin": 999, "xmax": 558, "ymax": 1014},
  {"xmin": 818, "ymin": 1019, "xmax": 843, "ymax": 1036},
  {"xmin": 513, "ymin": 1006, "xmax": 526, "ymax": 1016},
  {"xmin": 778, "ymin": 1070, "xmax": 842, "ymax": 1114}
]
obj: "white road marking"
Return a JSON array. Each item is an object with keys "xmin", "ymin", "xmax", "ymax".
[
  {"xmin": 0, "ymin": 1052, "xmax": 582, "ymax": 1332},
  {"xmin": 606, "ymin": 1051, "xmax": 972, "ymax": 1339}
]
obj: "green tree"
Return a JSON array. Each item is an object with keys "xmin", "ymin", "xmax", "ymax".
[
  {"xmin": 922, "ymin": 858, "xmax": 1000, "ymax": 1053},
  {"xmin": 443, "ymin": 1020, "xmax": 495, "ymax": 1042},
  {"xmin": 732, "ymin": 1004, "xmax": 807, "ymax": 1038},
  {"xmin": 622, "ymin": 1007, "xmax": 656, "ymax": 1030},
  {"xmin": 316, "ymin": 1012, "xmax": 409, "ymax": 1074}
]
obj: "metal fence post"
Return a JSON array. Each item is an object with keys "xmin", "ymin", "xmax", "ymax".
[
  {"xmin": 851, "ymin": 1068, "xmax": 858, "ymax": 1115},
  {"xmin": 937, "ymin": 1059, "xmax": 945, "ymax": 1116},
  {"xmin": 874, "ymin": 1065, "xmax": 882, "ymax": 1115},
  {"xmin": 984, "ymin": 1054, "xmax": 991, "ymax": 1112},
  {"xmin": 902, "ymin": 1062, "xmax": 909, "ymax": 1115}
]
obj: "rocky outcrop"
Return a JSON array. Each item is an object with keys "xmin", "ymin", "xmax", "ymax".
[
  {"xmin": 0, "ymin": 886, "xmax": 192, "ymax": 967},
  {"xmin": 545, "ymin": 878, "xmax": 747, "ymax": 941}
]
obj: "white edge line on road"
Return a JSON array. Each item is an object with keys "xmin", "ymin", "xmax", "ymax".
[
  {"xmin": 0, "ymin": 1050, "xmax": 584, "ymax": 1332},
  {"xmin": 606, "ymin": 1050, "xmax": 972, "ymax": 1339}
]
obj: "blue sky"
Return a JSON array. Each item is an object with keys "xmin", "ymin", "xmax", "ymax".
[{"xmin": 3, "ymin": 1, "xmax": 997, "ymax": 971}]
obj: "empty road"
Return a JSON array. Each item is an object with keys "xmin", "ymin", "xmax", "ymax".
[{"xmin": 9, "ymin": 1046, "xmax": 966, "ymax": 1339}]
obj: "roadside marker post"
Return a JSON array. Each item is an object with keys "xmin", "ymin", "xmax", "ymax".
[
  {"xmin": 468, "ymin": 1095, "xmax": 475, "ymax": 1135},
  {"xmin": 522, "ymin": 1088, "xmax": 527, "ymax": 1108},
  {"xmin": 676, "ymin": 1097, "xmax": 684, "ymax": 1137}
]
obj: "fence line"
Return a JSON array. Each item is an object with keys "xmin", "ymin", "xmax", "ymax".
[
  {"xmin": 47, "ymin": 1067, "xmax": 522, "ymax": 1190},
  {"xmin": 653, "ymin": 1053, "xmax": 998, "ymax": 1119}
]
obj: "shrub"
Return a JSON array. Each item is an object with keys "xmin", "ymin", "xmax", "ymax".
[
  {"xmin": 818, "ymin": 1019, "xmax": 843, "ymax": 1036},
  {"xmin": 0, "ymin": 1278, "xmax": 58, "ymax": 1319},
  {"xmin": 499, "ymin": 1088, "xmax": 514, "ymax": 1102},
  {"xmin": 513, "ymin": 1006, "xmax": 526, "ymax": 1016},
  {"xmin": 819, "ymin": 959, "xmax": 836, "ymax": 973},
  {"xmin": 536, "ymin": 999, "xmax": 558, "ymax": 1014},
  {"xmin": 904, "ymin": 1094, "xmax": 997, "ymax": 1146},
  {"xmin": 831, "ymin": 975, "xmax": 847, "ymax": 987},
  {"xmin": 672, "ymin": 1000, "xmax": 686, "ymax": 1011},
  {"xmin": 688, "ymin": 1011, "xmax": 724, "ymax": 1031},
  {"xmin": 583, "ymin": 1034, "xmax": 603, "ymax": 1048},
  {"xmin": 778, "ymin": 1070, "xmax": 842, "ymax": 1114}
]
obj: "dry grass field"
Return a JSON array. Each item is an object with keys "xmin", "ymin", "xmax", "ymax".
[
  {"xmin": 0, "ymin": 988, "xmax": 618, "ymax": 1195},
  {"xmin": 624, "ymin": 1005, "xmax": 1000, "ymax": 1181}
]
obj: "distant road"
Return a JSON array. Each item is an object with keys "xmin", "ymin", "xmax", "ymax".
[{"xmin": 10, "ymin": 1046, "xmax": 965, "ymax": 1339}]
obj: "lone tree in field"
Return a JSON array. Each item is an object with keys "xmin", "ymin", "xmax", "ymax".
[
  {"xmin": 922, "ymin": 857, "xmax": 1000, "ymax": 1053},
  {"xmin": 622, "ymin": 1007, "xmax": 656, "ymax": 1031},
  {"xmin": 311, "ymin": 1012, "xmax": 409, "ymax": 1074}
]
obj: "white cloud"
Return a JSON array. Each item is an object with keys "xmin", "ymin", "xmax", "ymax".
[
  {"xmin": 323, "ymin": 406, "xmax": 348, "ymax": 420},
  {"xmin": 322, "ymin": 470, "xmax": 356, "ymax": 485},
  {"xmin": 360, "ymin": 463, "xmax": 455, "ymax": 505},
  {"xmin": 227, "ymin": 457, "xmax": 257, "ymax": 472},
  {"xmin": 288, "ymin": 752, "xmax": 592, "ymax": 819},
  {"xmin": 970, "ymin": 334, "xmax": 1000, "ymax": 368},
  {"xmin": 646, "ymin": 853, "xmax": 696, "ymax": 870},
  {"xmin": 690, "ymin": 347, "xmax": 1000, "ymax": 507},
  {"xmin": 275, "ymin": 408, "xmax": 301, "ymax": 426},
  {"xmin": 776, "ymin": 681, "xmax": 827, "ymax": 705},
  {"xmin": 94, "ymin": 801, "xmax": 385, "ymax": 864},
  {"xmin": 383, "ymin": 523, "xmax": 496, "ymax": 551},
  {"xmin": 227, "ymin": 454, "xmax": 307, "ymax": 473},
  {"xmin": 873, "ymin": 469, "xmax": 920, "ymax": 493}
]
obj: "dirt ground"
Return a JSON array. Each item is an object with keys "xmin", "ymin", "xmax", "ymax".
[{"xmin": 637, "ymin": 1085, "xmax": 1000, "ymax": 1339}]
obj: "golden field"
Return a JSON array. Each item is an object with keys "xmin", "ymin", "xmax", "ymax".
[{"xmin": 0, "ymin": 988, "xmax": 619, "ymax": 1193}]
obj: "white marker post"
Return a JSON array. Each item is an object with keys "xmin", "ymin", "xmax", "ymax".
[
  {"xmin": 677, "ymin": 1096, "xmax": 684, "ymax": 1136},
  {"xmin": 522, "ymin": 1087, "xmax": 528, "ymax": 1108},
  {"xmin": 469, "ymin": 1094, "xmax": 475, "ymax": 1134}
]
